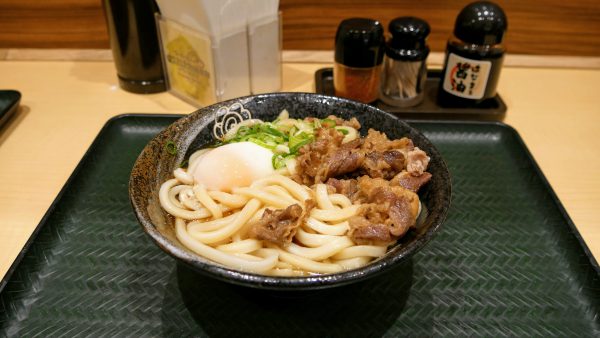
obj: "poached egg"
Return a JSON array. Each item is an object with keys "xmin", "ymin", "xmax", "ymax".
[{"xmin": 190, "ymin": 142, "xmax": 274, "ymax": 192}]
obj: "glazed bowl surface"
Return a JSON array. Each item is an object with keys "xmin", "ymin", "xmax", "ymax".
[{"xmin": 129, "ymin": 92, "xmax": 451, "ymax": 290}]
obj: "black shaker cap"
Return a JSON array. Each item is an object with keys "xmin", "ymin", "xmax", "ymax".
[
  {"xmin": 335, "ymin": 18, "xmax": 385, "ymax": 68},
  {"xmin": 386, "ymin": 16, "xmax": 430, "ymax": 61},
  {"xmin": 454, "ymin": 1, "xmax": 508, "ymax": 45}
]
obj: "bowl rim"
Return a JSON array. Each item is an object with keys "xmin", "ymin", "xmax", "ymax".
[{"xmin": 129, "ymin": 92, "xmax": 451, "ymax": 290}]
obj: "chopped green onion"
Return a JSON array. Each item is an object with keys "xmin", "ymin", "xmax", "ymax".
[
  {"xmin": 213, "ymin": 115, "xmax": 323, "ymax": 169},
  {"xmin": 248, "ymin": 137, "xmax": 277, "ymax": 150},
  {"xmin": 289, "ymin": 126, "xmax": 298, "ymax": 136},
  {"xmin": 321, "ymin": 118, "xmax": 337, "ymax": 128},
  {"xmin": 290, "ymin": 137, "xmax": 313, "ymax": 153},
  {"xmin": 336, "ymin": 128, "xmax": 349, "ymax": 135},
  {"xmin": 295, "ymin": 120, "xmax": 313, "ymax": 133},
  {"xmin": 289, "ymin": 131, "xmax": 314, "ymax": 153},
  {"xmin": 288, "ymin": 131, "xmax": 308, "ymax": 148},
  {"xmin": 165, "ymin": 140, "xmax": 177, "ymax": 155},
  {"xmin": 272, "ymin": 154, "xmax": 287, "ymax": 169},
  {"xmin": 263, "ymin": 125, "xmax": 288, "ymax": 140}
]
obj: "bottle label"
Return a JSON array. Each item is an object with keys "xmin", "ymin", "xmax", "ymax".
[
  {"xmin": 157, "ymin": 16, "xmax": 216, "ymax": 107},
  {"xmin": 442, "ymin": 53, "xmax": 491, "ymax": 99}
]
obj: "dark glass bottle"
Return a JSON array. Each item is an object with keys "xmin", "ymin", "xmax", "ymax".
[
  {"xmin": 334, "ymin": 18, "xmax": 385, "ymax": 104},
  {"xmin": 102, "ymin": 0, "xmax": 166, "ymax": 94},
  {"xmin": 437, "ymin": 1, "xmax": 508, "ymax": 107}
]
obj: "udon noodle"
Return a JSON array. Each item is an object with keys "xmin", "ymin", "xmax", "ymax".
[{"xmin": 158, "ymin": 111, "xmax": 430, "ymax": 276}]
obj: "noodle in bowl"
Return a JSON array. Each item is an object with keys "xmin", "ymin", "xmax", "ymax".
[{"xmin": 130, "ymin": 93, "xmax": 451, "ymax": 290}]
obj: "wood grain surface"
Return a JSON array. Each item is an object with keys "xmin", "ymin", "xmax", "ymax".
[
  {"xmin": 280, "ymin": 0, "xmax": 600, "ymax": 56},
  {"xmin": 0, "ymin": 0, "xmax": 599, "ymax": 56},
  {"xmin": 0, "ymin": 0, "xmax": 108, "ymax": 48}
]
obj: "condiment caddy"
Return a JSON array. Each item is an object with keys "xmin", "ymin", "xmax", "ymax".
[
  {"xmin": 317, "ymin": 68, "xmax": 507, "ymax": 120},
  {"xmin": 330, "ymin": 1, "xmax": 509, "ymax": 118}
]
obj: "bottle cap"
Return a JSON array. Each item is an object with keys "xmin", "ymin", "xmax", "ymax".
[
  {"xmin": 386, "ymin": 16, "xmax": 430, "ymax": 61},
  {"xmin": 454, "ymin": 1, "xmax": 508, "ymax": 45},
  {"xmin": 335, "ymin": 18, "xmax": 384, "ymax": 68}
]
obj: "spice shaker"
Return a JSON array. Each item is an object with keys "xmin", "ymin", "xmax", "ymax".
[
  {"xmin": 437, "ymin": 1, "xmax": 508, "ymax": 107},
  {"xmin": 334, "ymin": 18, "xmax": 385, "ymax": 104},
  {"xmin": 380, "ymin": 17, "xmax": 430, "ymax": 107}
]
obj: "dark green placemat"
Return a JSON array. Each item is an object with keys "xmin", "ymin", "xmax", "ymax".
[{"xmin": 1, "ymin": 115, "xmax": 598, "ymax": 337}]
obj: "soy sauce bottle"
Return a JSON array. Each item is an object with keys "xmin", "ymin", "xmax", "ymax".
[{"xmin": 437, "ymin": 1, "xmax": 507, "ymax": 107}]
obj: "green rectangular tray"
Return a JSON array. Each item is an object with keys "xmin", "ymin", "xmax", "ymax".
[{"xmin": 1, "ymin": 114, "xmax": 598, "ymax": 337}]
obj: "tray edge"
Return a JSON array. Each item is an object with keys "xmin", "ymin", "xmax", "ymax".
[
  {"xmin": 0, "ymin": 113, "xmax": 182, "ymax": 293},
  {"xmin": 410, "ymin": 119, "xmax": 600, "ymax": 275},
  {"xmin": 502, "ymin": 123, "xmax": 600, "ymax": 273},
  {"xmin": 3, "ymin": 116, "xmax": 597, "ymax": 293}
]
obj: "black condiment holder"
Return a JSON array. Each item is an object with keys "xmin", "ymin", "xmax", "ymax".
[{"xmin": 315, "ymin": 68, "xmax": 507, "ymax": 121}]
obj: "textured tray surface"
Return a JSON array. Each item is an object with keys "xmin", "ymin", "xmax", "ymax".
[
  {"xmin": 315, "ymin": 68, "xmax": 507, "ymax": 121},
  {"xmin": 1, "ymin": 115, "xmax": 598, "ymax": 337}
]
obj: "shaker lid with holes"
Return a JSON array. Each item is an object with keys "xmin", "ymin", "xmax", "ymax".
[
  {"xmin": 386, "ymin": 17, "xmax": 430, "ymax": 61},
  {"xmin": 334, "ymin": 18, "xmax": 385, "ymax": 68},
  {"xmin": 454, "ymin": 1, "xmax": 508, "ymax": 45}
]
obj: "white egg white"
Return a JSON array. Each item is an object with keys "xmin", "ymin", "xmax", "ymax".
[{"xmin": 191, "ymin": 142, "xmax": 274, "ymax": 192}]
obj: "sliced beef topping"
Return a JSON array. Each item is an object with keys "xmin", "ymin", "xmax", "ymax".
[
  {"xmin": 380, "ymin": 150, "xmax": 404, "ymax": 178},
  {"xmin": 356, "ymin": 176, "xmax": 389, "ymax": 200},
  {"xmin": 326, "ymin": 115, "xmax": 361, "ymax": 129},
  {"xmin": 294, "ymin": 127, "xmax": 367, "ymax": 184},
  {"xmin": 347, "ymin": 176, "xmax": 419, "ymax": 244},
  {"xmin": 348, "ymin": 216, "xmax": 391, "ymax": 245},
  {"xmin": 362, "ymin": 129, "xmax": 414, "ymax": 153},
  {"xmin": 317, "ymin": 148, "xmax": 364, "ymax": 181},
  {"xmin": 311, "ymin": 127, "xmax": 344, "ymax": 154},
  {"xmin": 340, "ymin": 138, "xmax": 362, "ymax": 150},
  {"xmin": 387, "ymin": 195, "xmax": 415, "ymax": 237},
  {"xmin": 361, "ymin": 150, "xmax": 405, "ymax": 179},
  {"xmin": 362, "ymin": 152, "xmax": 391, "ymax": 179},
  {"xmin": 361, "ymin": 129, "xmax": 392, "ymax": 152},
  {"xmin": 293, "ymin": 128, "xmax": 345, "ymax": 185},
  {"xmin": 406, "ymin": 147, "xmax": 430, "ymax": 176},
  {"xmin": 293, "ymin": 123, "xmax": 429, "ymax": 187},
  {"xmin": 366, "ymin": 184, "xmax": 416, "ymax": 236},
  {"xmin": 250, "ymin": 204, "xmax": 302, "ymax": 245},
  {"xmin": 290, "ymin": 117, "xmax": 432, "ymax": 245},
  {"xmin": 250, "ymin": 200, "xmax": 316, "ymax": 246},
  {"xmin": 391, "ymin": 171, "xmax": 432, "ymax": 192},
  {"xmin": 383, "ymin": 150, "xmax": 406, "ymax": 171},
  {"xmin": 326, "ymin": 178, "xmax": 360, "ymax": 200}
]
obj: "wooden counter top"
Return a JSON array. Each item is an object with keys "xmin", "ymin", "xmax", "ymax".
[{"xmin": 0, "ymin": 57, "xmax": 599, "ymax": 281}]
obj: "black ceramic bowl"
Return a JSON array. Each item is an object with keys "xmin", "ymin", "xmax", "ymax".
[{"xmin": 129, "ymin": 93, "xmax": 451, "ymax": 290}]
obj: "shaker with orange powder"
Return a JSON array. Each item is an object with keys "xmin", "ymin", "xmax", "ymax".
[{"xmin": 333, "ymin": 18, "xmax": 385, "ymax": 104}]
